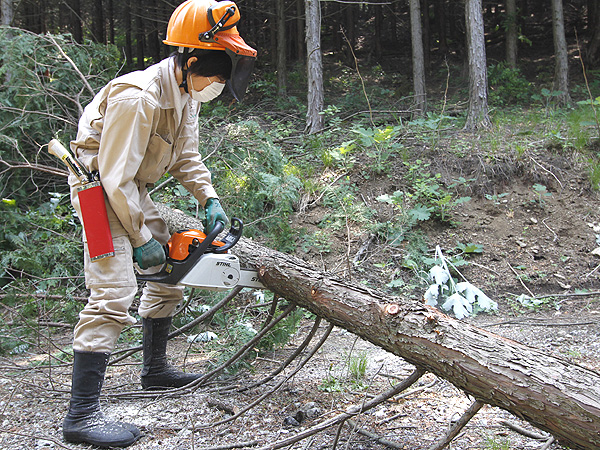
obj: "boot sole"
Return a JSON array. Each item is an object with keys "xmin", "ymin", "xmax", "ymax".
[{"xmin": 63, "ymin": 431, "xmax": 141, "ymax": 448}]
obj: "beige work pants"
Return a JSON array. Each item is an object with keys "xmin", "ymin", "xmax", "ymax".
[{"xmin": 70, "ymin": 182, "xmax": 184, "ymax": 353}]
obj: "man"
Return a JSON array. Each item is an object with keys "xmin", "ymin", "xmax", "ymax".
[{"xmin": 62, "ymin": 1, "xmax": 257, "ymax": 447}]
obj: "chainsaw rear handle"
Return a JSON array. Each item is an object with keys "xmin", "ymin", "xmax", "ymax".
[{"xmin": 136, "ymin": 218, "xmax": 243, "ymax": 285}]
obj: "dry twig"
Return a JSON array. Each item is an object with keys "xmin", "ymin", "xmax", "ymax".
[
  {"xmin": 427, "ymin": 399, "xmax": 484, "ymax": 450},
  {"xmin": 252, "ymin": 368, "xmax": 426, "ymax": 450}
]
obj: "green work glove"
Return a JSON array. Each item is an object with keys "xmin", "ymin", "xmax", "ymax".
[
  {"xmin": 204, "ymin": 198, "xmax": 228, "ymax": 234},
  {"xmin": 133, "ymin": 238, "xmax": 166, "ymax": 270}
]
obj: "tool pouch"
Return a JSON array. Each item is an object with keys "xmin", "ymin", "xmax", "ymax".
[{"xmin": 77, "ymin": 181, "xmax": 115, "ymax": 261}]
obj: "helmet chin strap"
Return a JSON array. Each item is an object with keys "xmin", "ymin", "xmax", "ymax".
[{"xmin": 178, "ymin": 47, "xmax": 191, "ymax": 93}]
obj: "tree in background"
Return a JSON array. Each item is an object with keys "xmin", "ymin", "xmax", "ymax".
[
  {"xmin": 305, "ymin": 0, "xmax": 323, "ymax": 134},
  {"xmin": 464, "ymin": 0, "xmax": 491, "ymax": 130},
  {"xmin": 588, "ymin": 1, "xmax": 600, "ymax": 66},
  {"xmin": 552, "ymin": 0, "xmax": 572, "ymax": 106},
  {"xmin": 1, "ymin": 0, "xmax": 14, "ymax": 26},
  {"xmin": 276, "ymin": 0, "xmax": 287, "ymax": 97},
  {"xmin": 505, "ymin": 0, "xmax": 518, "ymax": 68},
  {"xmin": 409, "ymin": 0, "xmax": 427, "ymax": 116}
]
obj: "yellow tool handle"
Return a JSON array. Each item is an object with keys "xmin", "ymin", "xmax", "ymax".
[{"xmin": 48, "ymin": 139, "xmax": 89, "ymax": 183}]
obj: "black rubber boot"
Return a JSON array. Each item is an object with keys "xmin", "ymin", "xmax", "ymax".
[
  {"xmin": 140, "ymin": 317, "xmax": 202, "ymax": 389},
  {"xmin": 63, "ymin": 351, "xmax": 140, "ymax": 448}
]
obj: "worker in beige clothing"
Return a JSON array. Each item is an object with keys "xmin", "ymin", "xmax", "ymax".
[{"xmin": 62, "ymin": 1, "xmax": 257, "ymax": 448}]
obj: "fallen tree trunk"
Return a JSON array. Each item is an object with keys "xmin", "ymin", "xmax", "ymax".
[{"xmin": 159, "ymin": 206, "xmax": 600, "ymax": 450}]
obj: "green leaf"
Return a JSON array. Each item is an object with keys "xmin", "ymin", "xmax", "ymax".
[
  {"xmin": 409, "ymin": 204, "xmax": 432, "ymax": 221},
  {"xmin": 456, "ymin": 242, "xmax": 483, "ymax": 254},
  {"xmin": 386, "ymin": 278, "xmax": 404, "ymax": 288}
]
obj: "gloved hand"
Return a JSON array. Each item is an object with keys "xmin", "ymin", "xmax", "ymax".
[
  {"xmin": 133, "ymin": 238, "xmax": 166, "ymax": 270},
  {"xmin": 204, "ymin": 198, "xmax": 228, "ymax": 234}
]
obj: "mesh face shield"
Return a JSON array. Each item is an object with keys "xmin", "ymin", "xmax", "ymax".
[{"xmin": 226, "ymin": 49, "xmax": 255, "ymax": 101}]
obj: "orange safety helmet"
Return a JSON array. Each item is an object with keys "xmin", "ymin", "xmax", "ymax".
[{"xmin": 164, "ymin": 0, "xmax": 257, "ymax": 101}]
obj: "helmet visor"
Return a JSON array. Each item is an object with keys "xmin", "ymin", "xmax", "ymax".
[{"xmin": 226, "ymin": 50, "xmax": 255, "ymax": 102}]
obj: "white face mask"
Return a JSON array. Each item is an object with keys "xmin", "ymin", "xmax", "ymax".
[{"xmin": 189, "ymin": 76, "xmax": 225, "ymax": 103}]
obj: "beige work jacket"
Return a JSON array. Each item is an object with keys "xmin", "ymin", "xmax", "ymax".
[{"xmin": 70, "ymin": 57, "xmax": 218, "ymax": 248}]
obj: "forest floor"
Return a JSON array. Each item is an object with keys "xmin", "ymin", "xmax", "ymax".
[{"xmin": 2, "ymin": 131, "xmax": 600, "ymax": 450}]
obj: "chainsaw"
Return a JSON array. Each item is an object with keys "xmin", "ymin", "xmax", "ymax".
[{"xmin": 136, "ymin": 218, "xmax": 264, "ymax": 291}]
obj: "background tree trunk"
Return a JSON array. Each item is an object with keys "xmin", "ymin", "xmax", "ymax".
[
  {"xmin": 305, "ymin": 0, "xmax": 324, "ymax": 134},
  {"xmin": 586, "ymin": 0, "xmax": 600, "ymax": 67},
  {"xmin": 91, "ymin": 0, "xmax": 105, "ymax": 43},
  {"xmin": 410, "ymin": 0, "xmax": 427, "ymax": 116},
  {"xmin": 67, "ymin": 0, "xmax": 82, "ymax": 43},
  {"xmin": 276, "ymin": 0, "xmax": 287, "ymax": 96},
  {"xmin": 158, "ymin": 204, "xmax": 600, "ymax": 450},
  {"xmin": 296, "ymin": 0, "xmax": 304, "ymax": 63},
  {"xmin": 551, "ymin": 0, "xmax": 572, "ymax": 105},
  {"xmin": 147, "ymin": 0, "xmax": 161, "ymax": 64},
  {"xmin": 124, "ymin": 0, "xmax": 133, "ymax": 65},
  {"xmin": 464, "ymin": 0, "xmax": 491, "ymax": 130},
  {"xmin": 505, "ymin": 0, "xmax": 518, "ymax": 68},
  {"xmin": 434, "ymin": 0, "xmax": 447, "ymax": 53},
  {"xmin": 1, "ymin": 0, "xmax": 14, "ymax": 26},
  {"xmin": 107, "ymin": 0, "xmax": 115, "ymax": 44},
  {"xmin": 135, "ymin": 1, "xmax": 145, "ymax": 69}
]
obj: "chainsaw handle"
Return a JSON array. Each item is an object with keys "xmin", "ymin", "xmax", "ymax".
[{"xmin": 214, "ymin": 217, "xmax": 243, "ymax": 253}]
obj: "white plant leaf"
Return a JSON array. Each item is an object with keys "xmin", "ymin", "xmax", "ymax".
[
  {"xmin": 429, "ymin": 265, "xmax": 450, "ymax": 285},
  {"xmin": 456, "ymin": 282, "xmax": 497, "ymax": 311},
  {"xmin": 424, "ymin": 284, "xmax": 440, "ymax": 306},
  {"xmin": 442, "ymin": 293, "xmax": 472, "ymax": 319}
]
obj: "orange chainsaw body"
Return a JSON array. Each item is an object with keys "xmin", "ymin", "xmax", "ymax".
[{"xmin": 167, "ymin": 229, "xmax": 226, "ymax": 261}]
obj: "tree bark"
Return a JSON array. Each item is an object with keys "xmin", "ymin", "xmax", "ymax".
[
  {"xmin": 158, "ymin": 205, "xmax": 600, "ymax": 450},
  {"xmin": 296, "ymin": 0, "xmax": 304, "ymax": 62},
  {"xmin": 410, "ymin": 0, "xmax": 427, "ymax": 116},
  {"xmin": 135, "ymin": 1, "xmax": 145, "ymax": 69},
  {"xmin": 123, "ymin": 0, "xmax": 133, "ymax": 66},
  {"xmin": 276, "ymin": 0, "xmax": 287, "ymax": 96},
  {"xmin": 146, "ymin": 0, "xmax": 161, "ymax": 64},
  {"xmin": 434, "ymin": 0, "xmax": 447, "ymax": 53},
  {"xmin": 1, "ymin": 0, "xmax": 14, "ymax": 26},
  {"xmin": 305, "ymin": 0, "xmax": 324, "ymax": 134},
  {"xmin": 505, "ymin": 0, "xmax": 518, "ymax": 68},
  {"xmin": 66, "ymin": 0, "xmax": 82, "ymax": 43},
  {"xmin": 551, "ymin": 0, "xmax": 571, "ymax": 106},
  {"xmin": 464, "ymin": 0, "xmax": 491, "ymax": 130},
  {"xmin": 586, "ymin": 0, "xmax": 600, "ymax": 67},
  {"xmin": 107, "ymin": 0, "xmax": 115, "ymax": 44},
  {"xmin": 92, "ymin": 0, "xmax": 105, "ymax": 43}
]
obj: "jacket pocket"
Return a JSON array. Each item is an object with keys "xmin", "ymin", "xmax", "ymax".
[{"xmin": 137, "ymin": 132, "xmax": 172, "ymax": 183}]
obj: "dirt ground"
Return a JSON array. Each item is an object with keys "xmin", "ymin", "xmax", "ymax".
[{"xmin": 1, "ymin": 140, "xmax": 600, "ymax": 449}]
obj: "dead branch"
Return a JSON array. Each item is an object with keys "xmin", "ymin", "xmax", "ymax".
[
  {"xmin": 46, "ymin": 33, "xmax": 95, "ymax": 99},
  {"xmin": 0, "ymin": 429, "xmax": 73, "ymax": 449},
  {"xmin": 252, "ymin": 368, "xmax": 426, "ymax": 450},
  {"xmin": 196, "ymin": 440, "xmax": 259, "ymax": 450},
  {"xmin": 427, "ymin": 399, "xmax": 484, "ymax": 450},
  {"xmin": 197, "ymin": 322, "xmax": 334, "ymax": 429},
  {"xmin": 499, "ymin": 420, "xmax": 551, "ymax": 440},
  {"xmin": 240, "ymin": 316, "xmax": 322, "ymax": 392},
  {"xmin": 345, "ymin": 419, "xmax": 404, "ymax": 449},
  {"xmin": 0, "ymin": 156, "xmax": 69, "ymax": 178}
]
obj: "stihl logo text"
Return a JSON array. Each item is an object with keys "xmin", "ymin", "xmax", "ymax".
[{"xmin": 216, "ymin": 262, "xmax": 232, "ymax": 267}]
